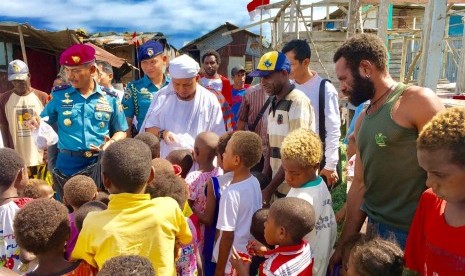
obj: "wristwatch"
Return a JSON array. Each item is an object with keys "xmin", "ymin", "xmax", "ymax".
[{"xmin": 159, "ymin": 129, "xmax": 165, "ymax": 140}]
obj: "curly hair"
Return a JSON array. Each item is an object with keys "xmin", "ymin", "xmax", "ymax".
[
  {"xmin": 350, "ymin": 236, "xmax": 404, "ymax": 276},
  {"xmin": 217, "ymin": 131, "xmax": 234, "ymax": 156},
  {"xmin": 201, "ymin": 49, "xmax": 221, "ymax": 64},
  {"xmin": 417, "ymin": 107, "xmax": 465, "ymax": 168},
  {"xmin": 74, "ymin": 201, "xmax": 108, "ymax": 231},
  {"xmin": 146, "ymin": 170, "xmax": 188, "ymax": 208},
  {"xmin": 98, "ymin": 255, "xmax": 155, "ymax": 276},
  {"xmin": 269, "ymin": 197, "xmax": 315, "ymax": 243},
  {"xmin": 333, "ymin": 33, "xmax": 388, "ymax": 73},
  {"xmin": 22, "ymin": 183, "xmax": 42, "ymax": 199},
  {"xmin": 280, "ymin": 128, "xmax": 322, "ymax": 168},
  {"xmin": 135, "ymin": 132, "xmax": 160, "ymax": 159},
  {"xmin": 23, "ymin": 178, "xmax": 49, "ymax": 199},
  {"xmin": 229, "ymin": 131, "xmax": 262, "ymax": 168},
  {"xmin": 14, "ymin": 199, "xmax": 70, "ymax": 254},
  {"xmin": 63, "ymin": 175, "xmax": 97, "ymax": 208},
  {"xmin": 102, "ymin": 139, "xmax": 153, "ymax": 192},
  {"xmin": 0, "ymin": 148, "xmax": 24, "ymax": 188}
]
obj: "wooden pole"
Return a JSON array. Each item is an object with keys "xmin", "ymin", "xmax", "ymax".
[
  {"xmin": 259, "ymin": 0, "xmax": 264, "ymax": 56},
  {"xmin": 455, "ymin": 17, "xmax": 465, "ymax": 94},
  {"xmin": 378, "ymin": 0, "xmax": 391, "ymax": 44},
  {"xmin": 399, "ymin": 36, "xmax": 408, "ymax": 82},
  {"xmin": 18, "ymin": 25, "xmax": 28, "ymax": 65},
  {"xmin": 347, "ymin": 0, "xmax": 362, "ymax": 37},
  {"xmin": 418, "ymin": 0, "xmax": 447, "ymax": 90}
]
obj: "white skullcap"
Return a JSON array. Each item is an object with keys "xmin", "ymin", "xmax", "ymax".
[{"xmin": 168, "ymin": 54, "xmax": 200, "ymax": 79}]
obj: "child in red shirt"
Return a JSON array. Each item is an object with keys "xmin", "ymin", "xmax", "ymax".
[
  {"xmin": 231, "ymin": 197, "xmax": 316, "ymax": 276},
  {"xmin": 404, "ymin": 107, "xmax": 465, "ymax": 275}
]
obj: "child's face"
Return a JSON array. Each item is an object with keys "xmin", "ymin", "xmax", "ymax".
[
  {"xmin": 263, "ymin": 213, "xmax": 281, "ymax": 246},
  {"xmin": 418, "ymin": 149, "xmax": 465, "ymax": 203},
  {"xmin": 281, "ymin": 158, "xmax": 318, "ymax": 188}
]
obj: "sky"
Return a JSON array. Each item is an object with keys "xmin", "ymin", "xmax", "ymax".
[{"xmin": 0, "ymin": 0, "xmax": 293, "ymax": 49}]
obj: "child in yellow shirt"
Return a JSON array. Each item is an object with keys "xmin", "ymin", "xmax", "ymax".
[{"xmin": 71, "ymin": 139, "xmax": 192, "ymax": 275}]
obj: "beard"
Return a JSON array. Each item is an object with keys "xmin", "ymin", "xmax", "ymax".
[{"xmin": 347, "ymin": 70, "xmax": 375, "ymax": 106}]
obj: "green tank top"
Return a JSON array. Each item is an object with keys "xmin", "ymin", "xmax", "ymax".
[{"xmin": 357, "ymin": 83, "xmax": 426, "ymax": 231}]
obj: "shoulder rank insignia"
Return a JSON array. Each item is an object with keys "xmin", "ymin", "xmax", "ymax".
[
  {"xmin": 52, "ymin": 84, "xmax": 72, "ymax": 93},
  {"xmin": 101, "ymin": 86, "xmax": 117, "ymax": 98}
]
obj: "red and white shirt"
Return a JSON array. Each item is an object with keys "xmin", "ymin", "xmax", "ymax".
[{"xmin": 260, "ymin": 240, "xmax": 313, "ymax": 276}]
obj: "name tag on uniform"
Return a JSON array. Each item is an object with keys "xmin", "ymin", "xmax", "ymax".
[
  {"xmin": 61, "ymin": 104, "xmax": 74, "ymax": 108},
  {"xmin": 95, "ymin": 104, "xmax": 112, "ymax": 112}
]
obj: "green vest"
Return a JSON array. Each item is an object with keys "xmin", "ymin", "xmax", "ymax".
[{"xmin": 357, "ymin": 83, "xmax": 426, "ymax": 231}]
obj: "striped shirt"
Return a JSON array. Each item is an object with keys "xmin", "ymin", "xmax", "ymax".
[
  {"xmin": 259, "ymin": 241, "xmax": 313, "ymax": 276},
  {"xmin": 268, "ymin": 87, "xmax": 315, "ymax": 195},
  {"xmin": 237, "ymin": 84, "xmax": 270, "ymax": 162}
]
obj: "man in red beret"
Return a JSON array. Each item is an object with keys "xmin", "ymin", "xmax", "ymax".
[{"xmin": 27, "ymin": 44, "xmax": 128, "ymax": 199}]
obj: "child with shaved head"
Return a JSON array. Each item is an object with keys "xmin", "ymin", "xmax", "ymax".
[
  {"xmin": 186, "ymin": 132, "xmax": 222, "ymax": 253},
  {"xmin": 63, "ymin": 175, "xmax": 97, "ymax": 260},
  {"xmin": 280, "ymin": 128, "xmax": 337, "ymax": 276},
  {"xmin": 404, "ymin": 107, "xmax": 465, "ymax": 275}
]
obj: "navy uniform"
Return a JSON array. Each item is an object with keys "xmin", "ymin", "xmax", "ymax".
[
  {"xmin": 122, "ymin": 40, "xmax": 169, "ymax": 132},
  {"xmin": 41, "ymin": 44, "xmax": 127, "ymax": 197}
]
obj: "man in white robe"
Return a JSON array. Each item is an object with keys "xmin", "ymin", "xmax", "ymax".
[{"xmin": 142, "ymin": 54, "xmax": 225, "ymax": 157}]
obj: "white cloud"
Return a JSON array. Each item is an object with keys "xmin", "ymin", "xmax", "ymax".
[{"xmin": 0, "ymin": 0, "xmax": 328, "ymax": 47}]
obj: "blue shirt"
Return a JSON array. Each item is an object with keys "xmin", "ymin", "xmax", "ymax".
[
  {"xmin": 41, "ymin": 83, "xmax": 128, "ymax": 152},
  {"xmin": 231, "ymin": 87, "xmax": 247, "ymax": 128},
  {"xmin": 122, "ymin": 75, "xmax": 170, "ymax": 131}
]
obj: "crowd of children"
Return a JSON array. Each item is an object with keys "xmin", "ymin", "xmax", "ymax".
[{"xmin": 1, "ymin": 107, "xmax": 465, "ymax": 275}]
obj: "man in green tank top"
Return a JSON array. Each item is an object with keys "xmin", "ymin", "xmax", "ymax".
[{"xmin": 328, "ymin": 33, "xmax": 445, "ymax": 271}]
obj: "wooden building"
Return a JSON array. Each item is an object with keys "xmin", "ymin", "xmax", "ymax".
[{"xmin": 180, "ymin": 22, "xmax": 271, "ymax": 79}]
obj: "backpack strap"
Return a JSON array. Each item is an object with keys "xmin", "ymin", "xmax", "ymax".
[
  {"xmin": 249, "ymin": 96, "xmax": 272, "ymax": 132},
  {"xmin": 318, "ymin": 79, "xmax": 330, "ymax": 143},
  {"xmin": 211, "ymin": 176, "xmax": 221, "ymax": 200}
]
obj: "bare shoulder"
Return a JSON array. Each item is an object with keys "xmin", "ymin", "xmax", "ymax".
[
  {"xmin": 402, "ymin": 85, "xmax": 442, "ymax": 106},
  {"xmin": 399, "ymin": 85, "xmax": 445, "ymax": 130}
]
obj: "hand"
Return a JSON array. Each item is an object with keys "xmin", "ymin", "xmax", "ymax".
[
  {"xmin": 247, "ymin": 240, "xmax": 268, "ymax": 257},
  {"xmin": 174, "ymin": 242, "xmax": 182, "ymax": 262},
  {"xmin": 320, "ymin": 168, "xmax": 339, "ymax": 188},
  {"xmin": 90, "ymin": 135, "xmax": 114, "ymax": 152},
  {"xmin": 24, "ymin": 115, "xmax": 41, "ymax": 130},
  {"xmin": 335, "ymin": 203, "xmax": 347, "ymax": 224},
  {"xmin": 101, "ymin": 135, "xmax": 115, "ymax": 151},
  {"xmin": 261, "ymin": 187, "xmax": 273, "ymax": 207},
  {"xmin": 163, "ymin": 130, "xmax": 176, "ymax": 144},
  {"xmin": 229, "ymin": 247, "xmax": 250, "ymax": 276},
  {"xmin": 328, "ymin": 247, "xmax": 343, "ymax": 275}
]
